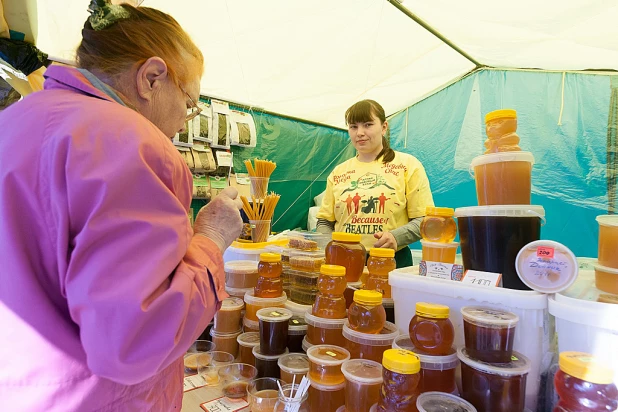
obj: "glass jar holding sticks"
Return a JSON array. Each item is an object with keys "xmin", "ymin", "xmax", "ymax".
[
  {"xmin": 245, "ymin": 158, "xmax": 277, "ymax": 198},
  {"xmin": 241, "ymin": 193, "xmax": 281, "ymax": 243}
]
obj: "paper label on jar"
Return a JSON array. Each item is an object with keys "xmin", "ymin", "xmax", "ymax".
[
  {"xmin": 419, "ymin": 261, "xmax": 464, "ymax": 281},
  {"xmin": 518, "ymin": 248, "xmax": 572, "ymax": 288},
  {"xmin": 200, "ymin": 396, "xmax": 249, "ymax": 411}
]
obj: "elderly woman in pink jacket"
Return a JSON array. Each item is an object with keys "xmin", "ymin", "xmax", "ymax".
[{"xmin": 0, "ymin": 1, "xmax": 243, "ymax": 410}]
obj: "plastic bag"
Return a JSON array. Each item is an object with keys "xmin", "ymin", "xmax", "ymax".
[
  {"xmin": 0, "ymin": 38, "xmax": 49, "ymax": 76},
  {"xmin": 0, "ymin": 77, "xmax": 21, "ymax": 111}
]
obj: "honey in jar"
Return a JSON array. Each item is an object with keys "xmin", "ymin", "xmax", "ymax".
[
  {"xmin": 256, "ymin": 307, "xmax": 293, "ymax": 356},
  {"xmin": 420, "ymin": 207, "xmax": 457, "ymax": 243},
  {"xmin": 420, "ymin": 240, "xmax": 458, "ymax": 264},
  {"xmin": 255, "ymin": 253, "xmax": 283, "ymax": 298},
  {"xmin": 554, "ymin": 352, "xmax": 618, "ymax": 412},
  {"xmin": 470, "ymin": 152, "xmax": 535, "ymax": 206},
  {"xmin": 308, "ymin": 379, "xmax": 345, "ymax": 412},
  {"xmin": 278, "ymin": 353, "xmax": 310, "ymax": 385},
  {"xmin": 237, "ymin": 332, "xmax": 260, "ymax": 366},
  {"xmin": 377, "ymin": 349, "xmax": 421, "ymax": 412},
  {"xmin": 597, "ymin": 215, "xmax": 618, "ymax": 269},
  {"xmin": 312, "ymin": 264, "xmax": 348, "ymax": 319},
  {"xmin": 306, "ymin": 344, "xmax": 351, "ymax": 385},
  {"xmin": 288, "ymin": 315, "xmax": 308, "ymax": 353},
  {"xmin": 253, "ymin": 346, "xmax": 288, "ymax": 379},
  {"xmin": 484, "ymin": 109, "xmax": 521, "ymax": 154},
  {"xmin": 348, "ymin": 290, "xmax": 386, "ymax": 334},
  {"xmin": 343, "ymin": 321, "xmax": 399, "ymax": 364},
  {"xmin": 305, "ymin": 312, "xmax": 347, "ymax": 347},
  {"xmin": 408, "ymin": 302, "xmax": 454, "ymax": 356},
  {"xmin": 461, "ymin": 306, "xmax": 518, "ymax": 364},
  {"xmin": 341, "ymin": 359, "xmax": 383, "ymax": 412},
  {"xmin": 326, "ymin": 232, "xmax": 367, "ymax": 282},
  {"xmin": 365, "ymin": 248, "xmax": 396, "ymax": 299},
  {"xmin": 213, "ymin": 297, "xmax": 244, "ymax": 333}
]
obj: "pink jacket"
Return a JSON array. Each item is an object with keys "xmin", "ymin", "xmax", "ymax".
[{"xmin": 0, "ymin": 65, "xmax": 227, "ymax": 411}]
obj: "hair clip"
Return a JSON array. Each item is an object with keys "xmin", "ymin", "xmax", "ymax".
[{"xmin": 87, "ymin": 0, "xmax": 131, "ymax": 31}]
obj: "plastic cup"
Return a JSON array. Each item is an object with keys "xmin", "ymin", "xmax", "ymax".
[
  {"xmin": 341, "ymin": 359, "xmax": 383, "ymax": 412},
  {"xmin": 597, "ymin": 215, "xmax": 618, "ymax": 269},
  {"xmin": 247, "ymin": 377, "xmax": 283, "ymax": 412},
  {"xmin": 278, "ymin": 353, "xmax": 310, "ymax": 384},
  {"xmin": 186, "ymin": 340, "xmax": 215, "ymax": 354},
  {"xmin": 218, "ymin": 363, "xmax": 258, "ymax": 398},
  {"xmin": 196, "ymin": 351, "xmax": 235, "ymax": 386},
  {"xmin": 250, "ymin": 219, "xmax": 271, "ymax": 243},
  {"xmin": 250, "ymin": 176, "xmax": 269, "ymax": 198},
  {"xmin": 210, "ymin": 329, "xmax": 242, "ymax": 358},
  {"xmin": 420, "ymin": 240, "xmax": 458, "ymax": 264}
]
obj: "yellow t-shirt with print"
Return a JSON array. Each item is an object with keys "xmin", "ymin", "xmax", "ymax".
[{"xmin": 317, "ymin": 151, "xmax": 434, "ymax": 250}]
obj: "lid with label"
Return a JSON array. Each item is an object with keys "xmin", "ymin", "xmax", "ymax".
[
  {"xmin": 369, "ymin": 248, "xmax": 395, "ymax": 258},
  {"xmin": 416, "ymin": 391, "xmax": 477, "ymax": 412},
  {"xmin": 306, "ymin": 345, "xmax": 351, "ymax": 366},
  {"xmin": 256, "ymin": 307, "xmax": 293, "ymax": 322},
  {"xmin": 461, "ymin": 306, "xmax": 519, "ymax": 328},
  {"xmin": 415, "ymin": 302, "xmax": 450, "ymax": 319},
  {"xmin": 220, "ymin": 297, "xmax": 245, "ymax": 311},
  {"xmin": 278, "ymin": 353, "xmax": 310, "ymax": 374},
  {"xmin": 288, "ymin": 315, "xmax": 308, "ymax": 333},
  {"xmin": 457, "ymin": 347, "xmax": 530, "ymax": 376},
  {"xmin": 515, "ymin": 240, "xmax": 578, "ymax": 294},
  {"xmin": 382, "ymin": 349, "xmax": 421, "ymax": 374},
  {"xmin": 341, "ymin": 359, "xmax": 383, "ymax": 385},
  {"xmin": 559, "ymin": 351, "xmax": 614, "ymax": 384}
]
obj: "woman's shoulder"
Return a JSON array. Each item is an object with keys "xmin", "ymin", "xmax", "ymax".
[{"xmin": 393, "ymin": 151, "xmax": 424, "ymax": 168}]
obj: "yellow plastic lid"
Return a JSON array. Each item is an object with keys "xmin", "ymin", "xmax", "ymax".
[
  {"xmin": 332, "ymin": 232, "xmax": 362, "ymax": 243},
  {"xmin": 369, "ymin": 248, "xmax": 395, "ymax": 258},
  {"xmin": 559, "ymin": 352, "xmax": 615, "ymax": 384},
  {"xmin": 425, "ymin": 207, "xmax": 455, "ymax": 217},
  {"xmin": 415, "ymin": 302, "xmax": 450, "ymax": 319},
  {"xmin": 320, "ymin": 264, "xmax": 346, "ymax": 276},
  {"xmin": 382, "ymin": 349, "xmax": 420, "ymax": 374},
  {"xmin": 353, "ymin": 289, "xmax": 383, "ymax": 305},
  {"xmin": 259, "ymin": 252, "xmax": 281, "ymax": 263},
  {"xmin": 485, "ymin": 109, "xmax": 517, "ymax": 123}
]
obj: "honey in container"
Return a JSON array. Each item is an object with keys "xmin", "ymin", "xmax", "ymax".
[
  {"xmin": 308, "ymin": 379, "xmax": 345, "ymax": 412},
  {"xmin": 408, "ymin": 302, "xmax": 454, "ymax": 356},
  {"xmin": 312, "ymin": 264, "xmax": 348, "ymax": 319},
  {"xmin": 376, "ymin": 349, "xmax": 421, "ymax": 412},
  {"xmin": 255, "ymin": 253, "xmax": 283, "ymax": 298},
  {"xmin": 325, "ymin": 232, "xmax": 367, "ymax": 282},
  {"xmin": 365, "ymin": 248, "xmax": 396, "ymax": 299},
  {"xmin": 305, "ymin": 312, "xmax": 346, "ymax": 347},
  {"xmin": 341, "ymin": 359, "xmax": 383, "ymax": 412},
  {"xmin": 348, "ymin": 290, "xmax": 387, "ymax": 334},
  {"xmin": 483, "ymin": 109, "xmax": 521, "ymax": 154},
  {"xmin": 420, "ymin": 207, "xmax": 457, "ymax": 243},
  {"xmin": 306, "ymin": 344, "xmax": 351, "ymax": 385},
  {"xmin": 461, "ymin": 306, "xmax": 518, "ymax": 364}
]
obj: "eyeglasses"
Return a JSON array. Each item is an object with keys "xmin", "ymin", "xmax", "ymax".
[{"xmin": 181, "ymin": 86, "xmax": 202, "ymax": 122}]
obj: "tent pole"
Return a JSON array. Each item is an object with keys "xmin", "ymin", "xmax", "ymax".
[{"xmin": 387, "ymin": 0, "xmax": 482, "ymax": 68}]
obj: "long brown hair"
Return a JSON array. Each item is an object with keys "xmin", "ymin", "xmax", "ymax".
[
  {"xmin": 76, "ymin": 5, "xmax": 203, "ymax": 86},
  {"xmin": 344, "ymin": 99, "xmax": 395, "ymax": 164}
]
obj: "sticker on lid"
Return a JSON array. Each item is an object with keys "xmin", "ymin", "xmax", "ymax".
[
  {"xmin": 326, "ymin": 351, "xmax": 337, "ymax": 357},
  {"xmin": 515, "ymin": 240, "xmax": 578, "ymax": 294}
]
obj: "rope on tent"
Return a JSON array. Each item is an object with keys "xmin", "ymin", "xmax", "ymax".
[
  {"xmin": 558, "ymin": 72, "xmax": 566, "ymax": 125},
  {"xmin": 607, "ymin": 76, "xmax": 618, "ymax": 214}
]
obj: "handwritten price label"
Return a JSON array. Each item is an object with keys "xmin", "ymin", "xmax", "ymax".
[
  {"xmin": 461, "ymin": 270, "xmax": 502, "ymax": 288},
  {"xmin": 201, "ymin": 396, "xmax": 249, "ymax": 412},
  {"xmin": 536, "ymin": 246, "xmax": 555, "ymax": 259}
]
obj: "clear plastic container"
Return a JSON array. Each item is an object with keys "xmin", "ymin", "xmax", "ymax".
[
  {"xmin": 289, "ymin": 231, "xmax": 331, "ymax": 250},
  {"xmin": 274, "ymin": 383, "xmax": 310, "ymax": 412},
  {"xmin": 290, "ymin": 287, "xmax": 319, "ymax": 305},
  {"xmin": 343, "ymin": 320, "xmax": 399, "ymax": 363},
  {"xmin": 307, "ymin": 344, "xmax": 351, "ymax": 385},
  {"xmin": 420, "ymin": 207, "xmax": 457, "ymax": 243},
  {"xmin": 420, "ymin": 240, "xmax": 459, "ymax": 264},
  {"xmin": 278, "ymin": 353, "xmax": 310, "ymax": 384},
  {"xmin": 213, "ymin": 297, "xmax": 244, "ymax": 333},
  {"xmin": 313, "ymin": 264, "xmax": 348, "ymax": 319},
  {"xmin": 285, "ymin": 299, "xmax": 312, "ymax": 317},
  {"xmin": 257, "ymin": 307, "xmax": 293, "ymax": 356},
  {"xmin": 416, "ymin": 391, "xmax": 477, "ymax": 412},
  {"xmin": 470, "ymin": 151, "xmax": 535, "ymax": 205},
  {"xmin": 593, "ymin": 263, "xmax": 618, "ymax": 295},
  {"xmin": 210, "ymin": 328, "xmax": 242, "ymax": 358},
  {"xmin": 218, "ymin": 363, "xmax": 258, "ymax": 399},
  {"xmin": 461, "ymin": 306, "xmax": 518, "ymax": 364},
  {"xmin": 341, "ymin": 359, "xmax": 383, "ymax": 412},
  {"xmin": 308, "ymin": 378, "xmax": 345, "ymax": 412},
  {"xmin": 326, "ymin": 232, "xmax": 367, "ymax": 282},
  {"xmin": 458, "ymin": 347, "xmax": 530, "ymax": 412},
  {"xmin": 288, "ymin": 315, "xmax": 308, "ymax": 353},
  {"xmin": 243, "ymin": 316, "xmax": 260, "ymax": 333},
  {"xmin": 377, "ymin": 349, "xmax": 421, "ymax": 412},
  {"xmin": 255, "ymin": 252, "xmax": 283, "ymax": 298},
  {"xmin": 484, "ymin": 109, "xmax": 521, "ymax": 154},
  {"xmin": 247, "ymin": 377, "xmax": 282, "ymax": 412},
  {"xmin": 288, "ymin": 268, "xmax": 320, "ymax": 290},
  {"xmin": 348, "ymin": 290, "xmax": 386, "ymax": 334},
  {"xmin": 224, "ymin": 260, "xmax": 259, "ymax": 289},
  {"xmin": 305, "ymin": 312, "xmax": 347, "ymax": 346},
  {"xmin": 290, "ymin": 249, "xmax": 326, "ymax": 272},
  {"xmin": 408, "ymin": 302, "xmax": 454, "ymax": 356},
  {"xmin": 253, "ymin": 346, "xmax": 289, "ymax": 379},
  {"xmin": 243, "ymin": 290, "xmax": 287, "ymax": 322},
  {"xmin": 515, "ymin": 240, "xmax": 579, "ymax": 293},
  {"xmin": 237, "ymin": 332, "xmax": 260, "ymax": 365},
  {"xmin": 597, "ymin": 215, "xmax": 618, "ymax": 269},
  {"xmin": 302, "ymin": 335, "xmax": 313, "ymax": 353},
  {"xmin": 225, "ymin": 285, "xmax": 253, "ymax": 298},
  {"xmin": 250, "ymin": 219, "xmax": 271, "ymax": 243},
  {"xmin": 365, "ymin": 248, "xmax": 396, "ymax": 299}
]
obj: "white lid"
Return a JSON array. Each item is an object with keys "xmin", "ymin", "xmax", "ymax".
[
  {"xmin": 308, "ymin": 377, "xmax": 345, "ymax": 391},
  {"xmin": 289, "ymin": 315, "xmax": 308, "ymax": 333},
  {"xmin": 277, "ymin": 353, "xmax": 310, "ymax": 373},
  {"xmin": 225, "ymin": 286, "xmax": 254, "ymax": 297},
  {"xmin": 304, "ymin": 312, "xmax": 347, "ymax": 329},
  {"xmin": 341, "ymin": 359, "xmax": 383, "ymax": 385},
  {"xmin": 252, "ymin": 346, "xmax": 289, "ymax": 360},
  {"xmin": 243, "ymin": 317, "xmax": 259, "ymax": 329},
  {"xmin": 515, "ymin": 240, "xmax": 579, "ymax": 294},
  {"xmin": 382, "ymin": 298, "xmax": 394, "ymax": 307},
  {"xmin": 391, "ymin": 336, "xmax": 458, "ymax": 370},
  {"xmin": 244, "ymin": 290, "xmax": 287, "ymax": 305},
  {"xmin": 457, "ymin": 347, "xmax": 530, "ymax": 376},
  {"xmin": 220, "ymin": 297, "xmax": 245, "ymax": 311},
  {"xmin": 420, "ymin": 240, "xmax": 459, "ymax": 248},
  {"xmin": 596, "ymin": 215, "xmax": 618, "ymax": 227},
  {"xmin": 210, "ymin": 328, "xmax": 242, "ymax": 338},
  {"xmin": 347, "ymin": 281, "xmax": 363, "ymax": 289},
  {"xmin": 461, "ymin": 306, "xmax": 519, "ymax": 327},
  {"xmin": 237, "ymin": 332, "xmax": 260, "ymax": 347},
  {"xmin": 470, "ymin": 151, "xmax": 535, "ymax": 169},
  {"xmin": 594, "ymin": 262, "xmax": 618, "ymax": 275},
  {"xmin": 289, "ymin": 249, "xmax": 326, "ymax": 258},
  {"xmin": 224, "ymin": 260, "xmax": 259, "ymax": 274},
  {"xmin": 285, "ymin": 300, "xmax": 312, "ymax": 316},
  {"xmin": 302, "ymin": 335, "xmax": 313, "ymax": 352},
  {"xmin": 416, "ymin": 391, "xmax": 477, "ymax": 412},
  {"xmin": 454, "ymin": 205, "xmax": 545, "ymax": 218},
  {"xmin": 256, "ymin": 307, "xmax": 293, "ymax": 322},
  {"xmin": 342, "ymin": 321, "xmax": 399, "ymax": 345},
  {"xmin": 306, "ymin": 345, "xmax": 351, "ymax": 366}
]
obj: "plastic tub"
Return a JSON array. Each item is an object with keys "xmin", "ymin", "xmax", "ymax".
[
  {"xmin": 461, "ymin": 306, "xmax": 518, "ymax": 363},
  {"xmin": 308, "ymin": 378, "xmax": 345, "ymax": 412},
  {"xmin": 470, "ymin": 151, "xmax": 535, "ymax": 205},
  {"xmin": 420, "ymin": 240, "xmax": 459, "ymax": 264},
  {"xmin": 290, "ymin": 249, "xmax": 326, "ymax": 272},
  {"xmin": 454, "ymin": 205, "xmax": 545, "ymax": 290},
  {"xmin": 285, "ymin": 299, "xmax": 312, "ymax": 317},
  {"xmin": 342, "ymin": 320, "xmax": 399, "ymax": 363},
  {"xmin": 225, "ymin": 286, "xmax": 253, "ymax": 298},
  {"xmin": 389, "ymin": 268, "xmax": 547, "ymax": 411},
  {"xmin": 253, "ymin": 346, "xmax": 288, "ymax": 379},
  {"xmin": 594, "ymin": 263, "xmax": 618, "ymax": 295},
  {"xmin": 306, "ymin": 344, "xmax": 351, "ymax": 385},
  {"xmin": 597, "ymin": 215, "xmax": 618, "ymax": 268},
  {"xmin": 237, "ymin": 332, "xmax": 260, "ymax": 366},
  {"xmin": 243, "ymin": 290, "xmax": 287, "ymax": 322},
  {"xmin": 416, "ymin": 391, "xmax": 477, "ymax": 412},
  {"xmin": 278, "ymin": 353, "xmax": 310, "ymax": 384},
  {"xmin": 288, "ymin": 315, "xmax": 308, "ymax": 353},
  {"xmin": 341, "ymin": 359, "xmax": 382, "ymax": 412},
  {"xmin": 305, "ymin": 312, "xmax": 346, "ymax": 347},
  {"xmin": 223, "ymin": 241, "xmax": 269, "ymax": 263},
  {"xmin": 257, "ymin": 307, "xmax": 293, "ymax": 356},
  {"xmin": 224, "ymin": 260, "xmax": 259, "ymax": 288},
  {"xmin": 289, "ymin": 231, "xmax": 331, "ymax": 250},
  {"xmin": 210, "ymin": 328, "xmax": 242, "ymax": 358},
  {"xmin": 302, "ymin": 335, "xmax": 313, "ymax": 353},
  {"xmin": 243, "ymin": 317, "xmax": 259, "ymax": 333},
  {"xmin": 515, "ymin": 240, "xmax": 579, "ymax": 293},
  {"xmin": 213, "ymin": 297, "xmax": 244, "ymax": 333}
]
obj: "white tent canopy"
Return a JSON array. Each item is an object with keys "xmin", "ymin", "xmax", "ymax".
[{"xmin": 12, "ymin": 0, "xmax": 618, "ymax": 127}]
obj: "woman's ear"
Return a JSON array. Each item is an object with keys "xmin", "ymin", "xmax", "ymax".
[
  {"xmin": 135, "ymin": 57, "xmax": 169, "ymax": 101},
  {"xmin": 382, "ymin": 120, "xmax": 388, "ymax": 136}
]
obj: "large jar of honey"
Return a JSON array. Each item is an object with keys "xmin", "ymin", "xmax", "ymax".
[
  {"xmin": 484, "ymin": 109, "xmax": 521, "ymax": 154},
  {"xmin": 365, "ymin": 248, "xmax": 396, "ymax": 298},
  {"xmin": 408, "ymin": 302, "xmax": 454, "ymax": 356},
  {"xmin": 376, "ymin": 349, "xmax": 421, "ymax": 412},
  {"xmin": 348, "ymin": 290, "xmax": 386, "ymax": 334},
  {"xmin": 420, "ymin": 207, "xmax": 457, "ymax": 243},
  {"xmin": 325, "ymin": 232, "xmax": 367, "ymax": 282},
  {"xmin": 553, "ymin": 352, "xmax": 618, "ymax": 412},
  {"xmin": 255, "ymin": 253, "xmax": 283, "ymax": 298},
  {"xmin": 312, "ymin": 264, "xmax": 347, "ymax": 319}
]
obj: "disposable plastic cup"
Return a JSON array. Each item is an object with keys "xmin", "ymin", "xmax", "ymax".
[
  {"xmin": 250, "ymin": 177, "xmax": 269, "ymax": 198},
  {"xmin": 251, "ymin": 219, "xmax": 271, "ymax": 243}
]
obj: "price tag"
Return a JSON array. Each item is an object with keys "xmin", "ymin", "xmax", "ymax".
[
  {"xmin": 536, "ymin": 246, "xmax": 555, "ymax": 259},
  {"xmin": 461, "ymin": 270, "xmax": 502, "ymax": 288},
  {"xmin": 183, "ymin": 374, "xmax": 208, "ymax": 392},
  {"xmin": 215, "ymin": 151, "xmax": 233, "ymax": 167},
  {"xmin": 201, "ymin": 396, "xmax": 249, "ymax": 411},
  {"xmin": 419, "ymin": 261, "xmax": 465, "ymax": 281}
]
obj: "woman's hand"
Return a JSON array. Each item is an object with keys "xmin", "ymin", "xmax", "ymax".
[
  {"xmin": 373, "ymin": 231, "xmax": 398, "ymax": 251},
  {"xmin": 194, "ymin": 187, "xmax": 243, "ymax": 253}
]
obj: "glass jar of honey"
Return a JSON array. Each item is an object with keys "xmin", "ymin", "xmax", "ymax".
[
  {"xmin": 312, "ymin": 264, "xmax": 348, "ymax": 319},
  {"xmin": 255, "ymin": 252, "xmax": 283, "ymax": 298},
  {"xmin": 325, "ymin": 232, "xmax": 367, "ymax": 282},
  {"xmin": 461, "ymin": 306, "xmax": 518, "ymax": 364},
  {"xmin": 365, "ymin": 248, "xmax": 396, "ymax": 298},
  {"xmin": 420, "ymin": 207, "xmax": 457, "ymax": 243},
  {"xmin": 377, "ymin": 349, "xmax": 421, "ymax": 412},
  {"xmin": 348, "ymin": 290, "xmax": 386, "ymax": 334},
  {"xmin": 408, "ymin": 302, "xmax": 454, "ymax": 356},
  {"xmin": 554, "ymin": 351, "xmax": 618, "ymax": 412}
]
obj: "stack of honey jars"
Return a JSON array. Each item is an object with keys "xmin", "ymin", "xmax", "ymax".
[
  {"xmin": 253, "ymin": 306, "xmax": 293, "ymax": 379},
  {"xmin": 223, "ymin": 260, "xmax": 258, "ymax": 299},
  {"xmin": 419, "ymin": 207, "xmax": 459, "ymax": 265},
  {"xmin": 306, "ymin": 344, "xmax": 350, "ymax": 412},
  {"xmin": 284, "ymin": 233, "xmax": 328, "ymax": 306},
  {"xmin": 210, "ymin": 297, "xmax": 244, "ymax": 359},
  {"xmin": 594, "ymin": 215, "xmax": 618, "ymax": 296}
]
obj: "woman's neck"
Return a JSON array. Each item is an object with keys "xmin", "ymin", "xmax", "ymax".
[{"xmin": 357, "ymin": 147, "xmax": 383, "ymax": 163}]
